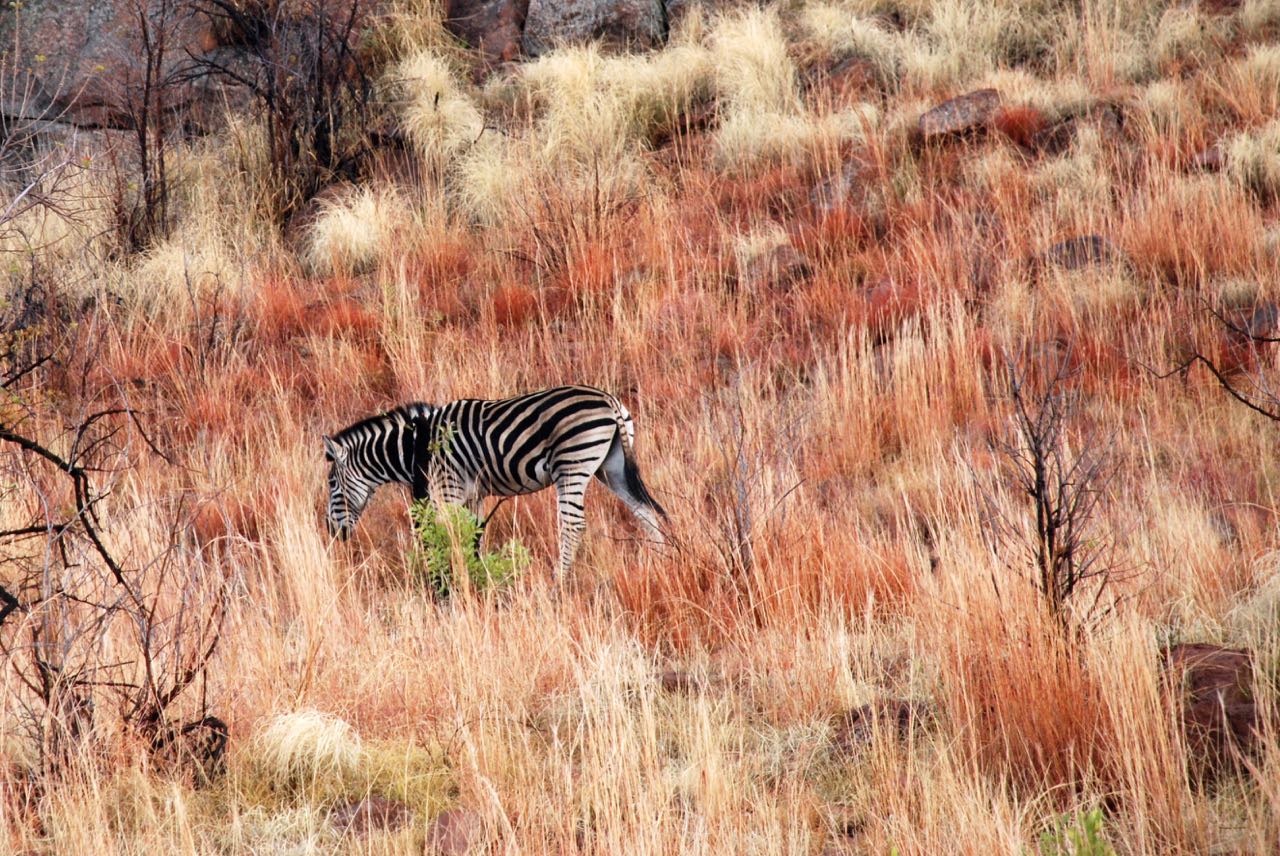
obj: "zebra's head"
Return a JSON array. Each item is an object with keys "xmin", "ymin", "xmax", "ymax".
[{"xmin": 323, "ymin": 435, "xmax": 371, "ymax": 540}]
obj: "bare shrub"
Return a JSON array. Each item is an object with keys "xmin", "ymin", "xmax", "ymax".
[
  {"xmin": 980, "ymin": 346, "xmax": 1120, "ymax": 633},
  {"xmin": 0, "ymin": 337, "xmax": 229, "ymax": 780},
  {"xmin": 190, "ymin": 0, "xmax": 378, "ymax": 226}
]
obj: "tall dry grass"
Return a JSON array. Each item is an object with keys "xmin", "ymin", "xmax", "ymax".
[{"xmin": 3, "ymin": 0, "xmax": 1280, "ymax": 852}]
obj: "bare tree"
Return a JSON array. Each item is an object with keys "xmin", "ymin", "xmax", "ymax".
[
  {"xmin": 111, "ymin": 0, "xmax": 191, "ymax": 251},
  {"xmin": 981, "ymin": 346, "xmax": 1118, "ymax": 632},
  {"xmin": 0, "ymin": 332, "xmax": 229, "ymax": 781},
  {"xmin": 186, "ymin": 0, "xmax": 376, "ymax": 225}
]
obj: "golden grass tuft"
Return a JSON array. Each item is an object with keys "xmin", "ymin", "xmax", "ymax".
[
  {"xmin": 1225, "ymin": 118, "xmax": 1280, "ymax": 202},
  {"xmin": 250, "ymin": 710, "xmax": 365, "ymax": 795},
  {"xmin": 305, "ymin": 185, "xmax": 411, "ymax": 275},
  {"xmin": 393, "ymin": 50, "xmax": 485, "ymax": 174}
]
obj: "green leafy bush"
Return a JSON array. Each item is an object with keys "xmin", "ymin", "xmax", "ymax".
[
  {"xmin": 1038, "ymin": 807, "xmax": 1115, "ymax": 856},
  {"xmin": 408, "ymin": 501, "xmax": 528, "ymax": 598}
]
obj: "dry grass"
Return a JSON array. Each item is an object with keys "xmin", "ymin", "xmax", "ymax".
[
  {"xmin": 306, "ymin": 186, "xmax": 412, "ymax": 275},
  {"xmin": 4, "ymin": 0, "xmax": 1280, "ymax": 852}
]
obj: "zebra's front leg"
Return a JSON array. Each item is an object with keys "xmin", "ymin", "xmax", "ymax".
[
  {"xmin": 465, "ymin": 496, "xmax": 485, "ymax": 555},
  {"xmin": 554, "ymin": 473, "xmax": 591, "ymax": 581}
]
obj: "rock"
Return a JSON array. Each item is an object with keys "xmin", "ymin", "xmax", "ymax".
[
  {"xmin": 802, "ymin": 55, "xmax": 881, "ymax": 103},
  {"xmin": 1198, "ymin": 0, "xmax": 1243, "ymax": 14},
  {"xmin": 1087, "ymin": 102, "xmax": 1125, "ymax": 140},
  {"xmin": 1028, "ymin": 118, "xmax": 1077, "ymax": 156},
  {"xmin": 741, "ymin": 243, "xmax": 811, "ymax": 291},
  {"xmin": 1, "ymin": 0, "xmax": 378, "ymax": 136},
  {"xmin": 522, "ymin": 0, "xmax": 666, "ymax": 57},
  {"xmin": 3, "ymin": 1, "xmax": 226, "ymax": 132},
  {"xmin": 1162, "ymin": 643, "xmax": 1262, "ymax": 779},
  {"xmin": 1040, "ymin": 235, "xmax": 1119, "ymax": 271},
  {"xmin": 331, "ymin": 796, "xmax": 415, "ymax": 836},
  {"xmin": 445, "ymin": 0, "xmax": 531, "ymax": 63},
  {"xmin": 1227, "ymin": 300, "xmax": 1280, "ymax": 341},
  {"xmin": 1024, "ymin": 103, "xmax": 1125, "ymax": 156},
  {"xmin": 917, "ymin": 89, "xmax": 1001, "ymax": 141},
  {"xmin": 426, "ymin": 808, "xmax": 486, "ymax": 855},
  {"xmin": 811, "ymin": 155, "xmax": 876, "ymax": 217},
  {"xmin": 831, "ymin": 700, "xmax": 933, "ymax": 754},
  {"xmin": 658, "ymin": 670, "xmax": 702, "ymax": 694},
  {"xmin": 1191, "ymin": 144, "xmax": 1225, "ymax": 173}
]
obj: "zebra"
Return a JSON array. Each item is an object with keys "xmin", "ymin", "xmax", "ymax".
[{"xmin": 322, "ymin": 385, "xmax": 667, "ymax": 578}]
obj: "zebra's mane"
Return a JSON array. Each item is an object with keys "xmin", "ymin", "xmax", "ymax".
[{"xmin": 331, "ymin": 402, "xmax": 435, "ymax": 444}]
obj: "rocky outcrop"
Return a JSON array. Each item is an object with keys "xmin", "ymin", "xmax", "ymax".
[
  {"xmin": 446, "ymin": 0, "xmax": 531, "ymax": 63},
  {"xmin": 917, "ymin": 89, "xmax": 1001, "ymax": 141},
  {"xmin": 831, "ymin": 699, "xmax": 933, "ymax": 754},
  {"xmin": 1162, "ymin": 643, "xmax": 1263, "ymax": 780},
  {"xmin": 522, "ymin": 0, "xmax": 666, "ymax": 57},
  {"xmin": 3, "ymin": 0, "xmax": 232, "ymax": 133}
]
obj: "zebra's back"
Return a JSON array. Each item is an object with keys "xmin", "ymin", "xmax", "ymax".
[{"xmin": 425, "ymin": 386, "xmax": 628, "ymax": 497}]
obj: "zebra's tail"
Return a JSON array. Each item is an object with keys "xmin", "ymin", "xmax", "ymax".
[
  {"xmin": 613, "ymin": 401, "xmax": 667, "ymax": 521},
  {"xmin": 624, "ymin": 449, "xmax": 668, "ymax": 521}
]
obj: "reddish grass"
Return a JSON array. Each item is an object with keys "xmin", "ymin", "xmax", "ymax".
[
  {"xmin": 256, "ymin": 275, "xmax": 310, "ymax": 344},
  {"xmin": 937, "ymin": 597, "xmax": 1110, "ymax": 795},
  {"xmin": 994, "ymin": 104, "xmax": 1051, "ymax": 149},
  {"xmin": 492, "ymin": 284, "xmax": 540, "ymax": 328},
  {"xmin": 306, "ymin": 298, "xmax": 381, "ymax": 341}
]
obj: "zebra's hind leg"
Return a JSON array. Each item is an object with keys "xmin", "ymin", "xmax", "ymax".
[{"xmin": 553, "ymin": 472, "xmax": 592, "ymax": 581}]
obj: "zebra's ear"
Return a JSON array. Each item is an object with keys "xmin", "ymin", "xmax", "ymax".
[{"xmin": 323, "ymin": 435, "xmax": 344, "ymax": 462}]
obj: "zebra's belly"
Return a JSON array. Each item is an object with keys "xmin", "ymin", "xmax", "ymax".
[{"xmin": 481, "ymin": 456, "xmax": 552, "ymax": 497}]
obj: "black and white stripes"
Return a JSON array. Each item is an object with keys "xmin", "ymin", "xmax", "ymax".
[{"xmin": 323, "ymin": 385, "xmax": 666, "ymax": 577}]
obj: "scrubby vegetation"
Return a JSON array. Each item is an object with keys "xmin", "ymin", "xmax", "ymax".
[
  {"xmin": 408, "ymin": 501, "xmax": 527, "ymax": 598},
  {"xmin": 2, "ymin": 0, "xmax": 1280, "ymax": 852}
]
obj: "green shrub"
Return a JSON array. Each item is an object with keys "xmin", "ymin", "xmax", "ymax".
[
  {"xmin": 408, "ymin": 501, "xmax": 528, "ymax": 598},
  {"xmin": 1038, "ymin": 807, "xmax": 1115, "ymax": 856}
]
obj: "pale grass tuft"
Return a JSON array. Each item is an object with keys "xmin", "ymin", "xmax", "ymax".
[
  {"xmin": 731, "ymin": 222, "xmax": 790, "ymax": 274},
  {"xmin": 981, "ymin": 68, "xmax": 1089, "ymax": 116},
  {"xmin": 711, "ymin": 7, "xmax": 877, "ymax": 169},
  {"xmin": 899, "ymin": 0, "xmax": 1060, "ymax": 91},
  {"xmin": 135, "ymin": 236, "xmax": 248, "ymax": 309},
  {"xmin": 710, "ymin": 7, "xmax": 799, "ymax": 115},
  {"xmin": 1238, "ymin": 42, "xmax": 1280, "ymax": 92},
  {"xmin": 520, "ymin": 43, "xmax": 714, "ymax": 160},
  {"xmin": 1240, "ymin": 0, "xmax": 1280, "ymax": 36},
  {"xmin": 455, "ymin": 134, "xmax": 525, "ymax": 224},
  {"xmin": 394, "ymin": 50, "xmax": 484, "ymax": 173},
  {"xmin": 0, "ymin": 165, "xmax": 115, "ymax": 271},
  {"xmin": 1151, "ymin": 8, "xmax": 1223, "ymax": 70},
  {"xmin": 458, "ymin": 41, "xmax": 708, "ymax": 221},
  {"xmin": 801, "ymin": 4, "xmax": 901, "ymax": 78},
  {"xmin": 1140, "ymin": 79, "xmax": 1195, "ymax": 136},
  {"xmin": 1032, "ymin": 124, "xmax": 1111, "ymax": 217},
  {"xmin": 715, "ymin": 105, "xmax": 879, "ymax": 168},
  {"xmin": 1225, "ymin": 118, "xmax": 1280, "ymax": 200},
  {"xmin": 305, "ymin": 185, "xmax": 409, "ymax": 275},
  {"xmin": 251, "ymin": 710, "xmax": 364, "ymax": 792},
  {"xmin": 223, "ymin": 804, "xmax": 332, "ymax": 854}
]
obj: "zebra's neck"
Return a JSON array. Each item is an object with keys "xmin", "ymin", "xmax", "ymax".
[{"xmin": 335, "ymin": 405, "xmax": 437, "ymax": 488}]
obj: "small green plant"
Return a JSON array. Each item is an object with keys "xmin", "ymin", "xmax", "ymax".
[
  {"xmin": 409, "ymin": 501, "xmax": 528, "ymax": 598},
  {"xmin": 1037, "ymin": 807, "xmax": 1115, "ymax": 856}
]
